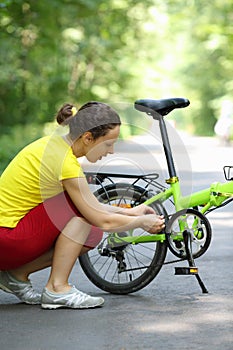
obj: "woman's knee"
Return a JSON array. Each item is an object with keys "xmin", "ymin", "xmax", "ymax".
[
  {"xmin": 84, "ymin": 227, "xmax": 103, "ymax": 249},
  {"xmin": 62, "ymin": 216, "xmax": 92, "ymax": 245}
]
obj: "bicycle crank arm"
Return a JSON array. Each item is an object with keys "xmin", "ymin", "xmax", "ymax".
[{"xmin": 175, "ymin": 230, "xmax": 208, "ymax": 294}]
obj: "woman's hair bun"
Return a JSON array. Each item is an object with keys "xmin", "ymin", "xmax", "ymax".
[{"xmin": 56, "ymin": 103, "xmax": 74, "ymax": 125}]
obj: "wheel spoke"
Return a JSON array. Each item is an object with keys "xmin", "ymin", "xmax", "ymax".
[{"xmin": 79, "ymin": 184, "xmax": 167, "ymax": 294}]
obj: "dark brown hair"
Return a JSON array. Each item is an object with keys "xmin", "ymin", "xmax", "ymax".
[{"xmin": 56, "ymin": 101, "xmax": 121, "ymax": 140}]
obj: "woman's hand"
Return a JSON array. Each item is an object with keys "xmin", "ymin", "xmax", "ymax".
[
  {"xmin": 142, "ymin": 214, "xmax": 165, "ymax": 234},
  {"xmin": 127, "ymin": 203, "xmax": 156, "ymax": 216}
]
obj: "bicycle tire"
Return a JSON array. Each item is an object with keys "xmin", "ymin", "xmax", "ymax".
[{"xmin": 79, "ymin": 183, "xmax": 167, "ymax": 294}]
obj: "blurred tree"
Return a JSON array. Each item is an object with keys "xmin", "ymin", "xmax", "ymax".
[
  {"xmin": 164, "ymin": 0, "xmax": 233, "ymax": 134},
  {"xmin": 1, "ymin": 0, "xmax": 233, "ymax": 135},
  {"xmin": 0, "ymin": 0, "xmax": 156, "ymax": 128}
]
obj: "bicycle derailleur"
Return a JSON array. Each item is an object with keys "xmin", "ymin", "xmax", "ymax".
[{"xmin": 97, "ymin": 232, "xmax": 129, "ymax": 273}]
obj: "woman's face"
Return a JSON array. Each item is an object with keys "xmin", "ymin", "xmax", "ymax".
[{"xmin": 83, "ymin": 125, "xmax": 120, "ymax": 163}]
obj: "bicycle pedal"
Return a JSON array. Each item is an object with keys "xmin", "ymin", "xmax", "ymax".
[{"xmin": 175, "ymin": 267, "xmax": 198, "ymax": 275}]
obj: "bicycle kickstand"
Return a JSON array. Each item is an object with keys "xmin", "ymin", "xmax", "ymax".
[{"xmin": 175, "ymin": 230, "xmax": 208, "ymax": 294}]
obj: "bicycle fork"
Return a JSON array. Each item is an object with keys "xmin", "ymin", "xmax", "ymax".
[{"xmin": 175, "ymin": 230, "xmax": 208, "ymax": 294}]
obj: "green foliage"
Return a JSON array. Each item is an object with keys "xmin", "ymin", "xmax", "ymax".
[
  {"xmin": 0, "ymin": 0, "xmax": 155, "ymax": 127},
  {"xmin": 174, "ymin": 0, "xmax": 233, "ymax": 135},
  {"xmin": 0, "ymin": 124, "xmax": 44, "ymax": 174},
  {"xmin": 112, "ymin": 103, "xmax": 152, "ymax": 138},
  {"xmin": 1, "ymin": 0, "xmax": 233, "ymax": 137}
]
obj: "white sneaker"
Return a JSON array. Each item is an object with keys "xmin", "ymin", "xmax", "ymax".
[
  {"xmin": 41, "ymin": 285, "xmax": 104, "ymax": 309},
  {"xmin": 0, "ymin": 271, "xmax": 41, "ymax": 304}
]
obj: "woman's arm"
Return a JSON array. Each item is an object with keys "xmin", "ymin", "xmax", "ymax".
[
  {"xmin": 102, "ymin": 202, "xmax": 157, "ymax": 216},
  {"xmin": 62, "ymin": 177, "xmax": 164, "ymax": 234}
]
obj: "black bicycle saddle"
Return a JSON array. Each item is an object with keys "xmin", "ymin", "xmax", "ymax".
[{"xmin": 134, "ymin": 98, "xmax": 190, "ymax": 116}]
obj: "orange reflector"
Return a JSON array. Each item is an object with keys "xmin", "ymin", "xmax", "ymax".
[{"xmin": 112, "ymin": 204, "xmax": 132, "ymax": 208}]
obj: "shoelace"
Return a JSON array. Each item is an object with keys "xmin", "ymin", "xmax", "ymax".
[
  {"xmin": 54, "ymin": 289, "xmax": 90, "ymax": 306},
  {"xmin": 8, "ymin": 280, "xmax": 41, "ymax": 302}
]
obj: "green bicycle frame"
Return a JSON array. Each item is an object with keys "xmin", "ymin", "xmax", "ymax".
[
  {"xmin": 105, "ymin": 179, "xmax": 232, "ymax": 247},
  {"xmin": 106, "ymin": 110, "xmax": 233, "ymax": 246},
  {"xmin": 143, "ymin": 177, "xmax": 233, "ymax": 215}
]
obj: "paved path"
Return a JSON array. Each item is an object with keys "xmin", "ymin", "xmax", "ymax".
[{"xmin": 0, "ymin": 134, "xmax": 233, "ymax": 350}]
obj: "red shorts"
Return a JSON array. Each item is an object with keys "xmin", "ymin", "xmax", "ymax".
[{"xmin": 0, "ymin": 192, "xmax": 103, "ymax": 270}]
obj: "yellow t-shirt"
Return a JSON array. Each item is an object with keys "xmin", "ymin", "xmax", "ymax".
[{"xmin": 0, "ymin": 135, "xmax": 84, "ymax": 228}]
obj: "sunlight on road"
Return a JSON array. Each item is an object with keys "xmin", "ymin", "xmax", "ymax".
[
  {"xmin": 182, "ymin": 135, "xmax": 233, "ymax": 173},
  {"xmin": 134, "ymin": 295, "xmax": 233, "ymax": 335},
  {"xmin": 132, "ymin": 131, "xmax": 233, "ymax": 174},
  {"xmin": 208, "ymin": 211, "xmax": 233, "ymax": 227}
]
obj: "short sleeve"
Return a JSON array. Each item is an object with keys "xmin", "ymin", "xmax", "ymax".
[{"xmin": 59, "ymin": 148, "xmax": 85, "ymax": 181}]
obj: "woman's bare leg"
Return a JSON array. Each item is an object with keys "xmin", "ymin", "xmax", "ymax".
[
  {"xmin": 8, "ymin": 217, "xmax": 91, "ymax": 285},
  {"xmin": 8, "ymin": 249, "xmax": 54, "ymax": 282},
  {"xmin": 45, "ymin": 217, "xmax": 91, "ymax": 293}
]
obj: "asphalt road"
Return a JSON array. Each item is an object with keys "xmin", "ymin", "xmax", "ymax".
[{"xmin": 0, "ymin": 133, "xmax": 233, "ymax": 350}]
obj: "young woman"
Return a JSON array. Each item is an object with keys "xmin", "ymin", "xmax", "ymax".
[{"xmin": 0, "ymin": 101, "xmax": 165, "ymax": 309}]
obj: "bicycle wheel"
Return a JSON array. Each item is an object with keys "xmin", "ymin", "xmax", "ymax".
[
  {"xmin": 79, "ymin": 183, "xmax": 167, "ymax": 294},
  {"xmin": 166, "ymin": 208, "xmax": 212, "ymax": 259}
]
